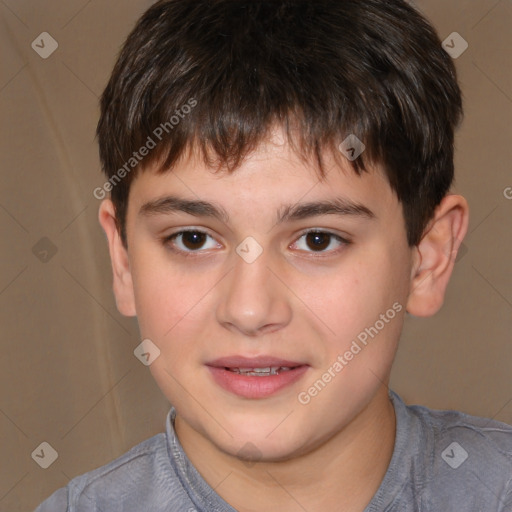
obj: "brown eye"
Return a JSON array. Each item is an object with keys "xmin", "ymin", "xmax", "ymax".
[
  {"xmin": 180, "ymin": 231, "xmax": 207, "ymax": 250},
  {"xmin": 164, "ymin": 230, "xmax": 218, "ymax": 254},
  {"xmin": 305, "ymin": 232, "xmax": 331, "ymax": 251},
  {"xmin": 292, "ymin": 230, "xmax": 351, "ymax": 255}
]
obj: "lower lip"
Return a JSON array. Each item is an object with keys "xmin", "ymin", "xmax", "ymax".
[{"xmin": 207, "ymin": 365, "xmax": 309, "ymax": 399}]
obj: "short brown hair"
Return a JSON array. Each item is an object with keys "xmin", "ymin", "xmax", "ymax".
[{"xmin": 96, "ymin": 0, "xmax": 463, "ymax": 248}]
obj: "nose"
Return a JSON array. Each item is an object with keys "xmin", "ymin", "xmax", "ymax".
[{"xmin": 215, "ymin": 245, "xmax": 292, "ymax": 337}]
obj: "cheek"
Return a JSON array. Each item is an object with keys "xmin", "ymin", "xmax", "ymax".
[
  {"xmin": 307, "ymin": 249, "xmax": 406, "ymax": 356},
  {"xmin": 130, "ymin": 249, "xmax": 205, "ymax": 340},
  {"xmin": 135, "ymin": 264, "xmax": 209, "ymax": 400},
  {"xmin": 302, "ymin": 261, "xmax": 381, "ymax": 332}
]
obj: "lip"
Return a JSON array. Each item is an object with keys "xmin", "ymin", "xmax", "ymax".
[
  {"xmin": 206, "ymin": 355, "xmax": 309, "ymax": 399},
  {"xmin": 207, "ymin": 355, "xmax": 306, "ymax": 368}
]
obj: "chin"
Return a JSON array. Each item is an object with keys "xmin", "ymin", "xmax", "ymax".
[
  {"xmin": 209, "ymin": 416, "xmax": 311, "ymax": 461},
  {"xmin": 223, "ymin": 435, "xmax": 306, "ymax": 464}
]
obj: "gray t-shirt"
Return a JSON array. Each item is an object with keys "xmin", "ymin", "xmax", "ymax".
[{"xmin": 35, "ymin": 390, "xmax": 512, "ymax": 511}]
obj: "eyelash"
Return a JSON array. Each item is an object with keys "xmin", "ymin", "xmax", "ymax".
[{"xmin": 161, "ymin": 228, "xmax": 352, "ymax": 258}]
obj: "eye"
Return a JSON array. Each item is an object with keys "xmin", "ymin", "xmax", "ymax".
[
  {"xmin": 291, "ymin": 230, "xmax": 351, "ymax": 255},
  {"xmin": 163, "ymin": 229, "xmax": 220, "ymax": 254},
  {"xmin": 162, "ymin": 228, "xmax": 351, "ymax": 257}
]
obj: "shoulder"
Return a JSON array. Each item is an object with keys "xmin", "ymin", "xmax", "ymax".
[
  {"xmin": 398, "ymin": 394, "xmax": 512, "ymax": 509},
  {"xmin": 35, "ymin": 433, "xmax": 176, "ymax": 511},
  {"xmin": 408, "ymin": 399, "xmax": 512, "ymax": 461}
]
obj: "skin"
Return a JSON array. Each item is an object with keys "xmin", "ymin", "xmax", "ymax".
[{"xmin": 99, "ymin": 129, "xmax": 469, "ymax": 511}]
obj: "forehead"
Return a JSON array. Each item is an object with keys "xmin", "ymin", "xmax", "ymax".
[{"xmin": 128, "ymin": 133, "xmax": 396, "ymax": 223}]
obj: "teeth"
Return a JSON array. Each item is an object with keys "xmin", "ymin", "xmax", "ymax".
[
  {"xmin": 229, "ymin": 366, "xmax": 294, "ymax": 376},
  {"xmin": 251, "ymin": 367, "xmax": 271, "ymax": 373}
]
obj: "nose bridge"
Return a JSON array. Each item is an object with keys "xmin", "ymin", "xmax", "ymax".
[{"xmin": 216, "ymin": 240, "xmax": 292, "ymax": 336}]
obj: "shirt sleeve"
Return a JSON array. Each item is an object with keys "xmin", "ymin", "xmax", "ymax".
[
  {"xmin": 501, "ymin": 478, "xmax": 512, "ymax": 512},
  {"xmin": 33, "ymin": 487, "xmax": 68, "ymax": 512}
]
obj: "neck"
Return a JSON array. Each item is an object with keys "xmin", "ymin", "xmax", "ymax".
[{"xmin": 175, "ymin": 386, "xmax": 396, "ymax": 512}]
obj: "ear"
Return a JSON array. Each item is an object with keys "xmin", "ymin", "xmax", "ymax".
[
  {"xmin": 98, "ymin": 199, "xmax": 137, "ymax": 317},
  {"xmin": 406, "ymin": 194, "xmax": 469, "ymax": 317}
]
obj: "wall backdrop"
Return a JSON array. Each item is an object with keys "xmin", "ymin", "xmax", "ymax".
[{"xmin": 1, "ymin": 0, "xmax": 511, "ymax": 510}]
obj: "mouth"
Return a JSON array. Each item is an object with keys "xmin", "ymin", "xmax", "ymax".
[{"xmin": 206, "ymin": 356, "xmax": 309, "ymax": 399}]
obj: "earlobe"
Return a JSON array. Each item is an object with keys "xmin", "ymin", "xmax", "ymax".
[
  {"xmin": 406, "ymin": 194, "xmax": 469, "ymax": 317},
  {"xmin": 98, "ymin": 199, "xmax": 137, "ymax": 317}
]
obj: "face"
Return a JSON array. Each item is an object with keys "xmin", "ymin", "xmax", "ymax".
[{"xmin": 119, "ymin": 133, "xmax": 415, "ymax": 461}]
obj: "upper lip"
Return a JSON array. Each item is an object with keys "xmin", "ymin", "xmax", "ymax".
[{"xmin": 206, "ymin": 356, "xmax": 307, "ymax": 368}]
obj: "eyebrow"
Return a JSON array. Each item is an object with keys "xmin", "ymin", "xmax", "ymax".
[{"xmin": 139, "ymin": 194, "xmax": 376, "ymax": 225}]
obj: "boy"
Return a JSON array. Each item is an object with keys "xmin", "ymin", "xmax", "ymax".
[{"xmin": 36, "ymin": 0, "xmax": 512, "ymax": 510}]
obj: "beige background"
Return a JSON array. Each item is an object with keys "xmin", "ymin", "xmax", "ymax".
[{"xmin": 0, "ymin": 0, "xmax": 511, "ymax": 510}]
